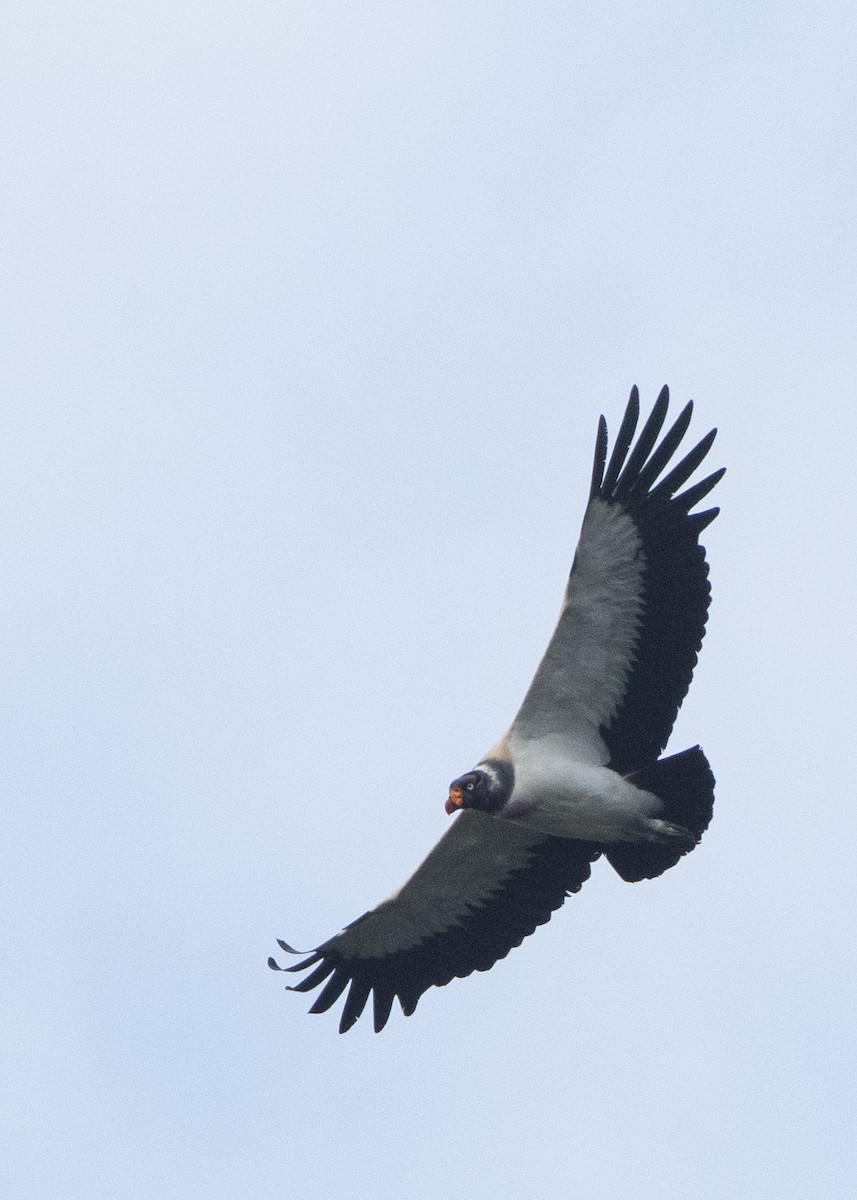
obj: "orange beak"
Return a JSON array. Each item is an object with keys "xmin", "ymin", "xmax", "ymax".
[{"xmin": 445, "ymin": 786, "xmax": 464, "ymax": 815}]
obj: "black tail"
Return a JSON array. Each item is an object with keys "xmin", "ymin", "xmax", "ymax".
[{"xmin": 606, "ymin": 746, "xmax": 715, "ymax": 883}]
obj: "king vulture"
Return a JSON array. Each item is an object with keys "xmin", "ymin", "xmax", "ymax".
[{"xmin": 270, "ymin": 385, "xmax": 724, "ymax": 1032}]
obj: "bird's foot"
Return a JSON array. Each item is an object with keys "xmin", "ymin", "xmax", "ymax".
[{"xmin": 645, "ymin": 818, "xmax": 696, "ymax": 848}]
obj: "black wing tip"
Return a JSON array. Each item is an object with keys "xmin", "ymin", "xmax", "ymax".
[
  {"xmin": 689, "ymin": 505, "xmax": 720, "ymax": 533},
  {"xmin": 268, "ymin": 938, "xmax": 324, "ymax": 977},
  {"xmin": 271, "ymin": 938, "xmax": 405, "ymax": 1033},
  {"xmin": 594, "ymin": 385, "xmax": 722, "ymax": 514},
  {"xmin": 601, "ymin": 388, "xmax": 641, "ymax": 494},
  {"xmin": 276, "ymin": 938, "xmax": 306, "ymax": 955},
  {"xmin": 590, "ymin": 414, "xmax": 609, "ymax": 500}
]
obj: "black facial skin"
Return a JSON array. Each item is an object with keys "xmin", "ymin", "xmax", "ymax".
[
  {"xmin": 450, "ymin": 771, "xmax": 490, "ymax": 810},
  {"xmin": 449, "ymin": 759, "xmax": 515, "ymax": 814}
]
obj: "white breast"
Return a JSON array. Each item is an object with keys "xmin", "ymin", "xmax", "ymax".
[{"xmin": 502, "ymin": 730, "xmax": 660, "ymax": 842}]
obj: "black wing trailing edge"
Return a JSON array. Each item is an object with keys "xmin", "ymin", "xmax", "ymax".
[{"xmin": 591, "ymin": 385, "xmax": 724, "ymax": 773}]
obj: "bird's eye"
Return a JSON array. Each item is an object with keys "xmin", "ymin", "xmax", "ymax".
[{"xmin": 465, "ymin": 780, "xmax": 476, "ymax": 791}]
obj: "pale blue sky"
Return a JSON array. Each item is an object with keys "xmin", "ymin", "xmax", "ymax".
[{"xmin": 3, "ymin": 4, "xmax": 856, "ymax": 1198}]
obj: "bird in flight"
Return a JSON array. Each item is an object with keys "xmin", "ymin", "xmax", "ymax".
[{"xmin": 270, "ymin": 386, "xmax": 724, "ymax": 1032}]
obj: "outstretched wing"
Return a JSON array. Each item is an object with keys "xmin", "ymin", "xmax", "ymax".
[
  {"xmin": 509, "ymin": 385, "xmax": 724, "ymax": 773},
  {"xmin": 270, "ymin": 810, "xmax": 599, "ymax": 1033}
]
